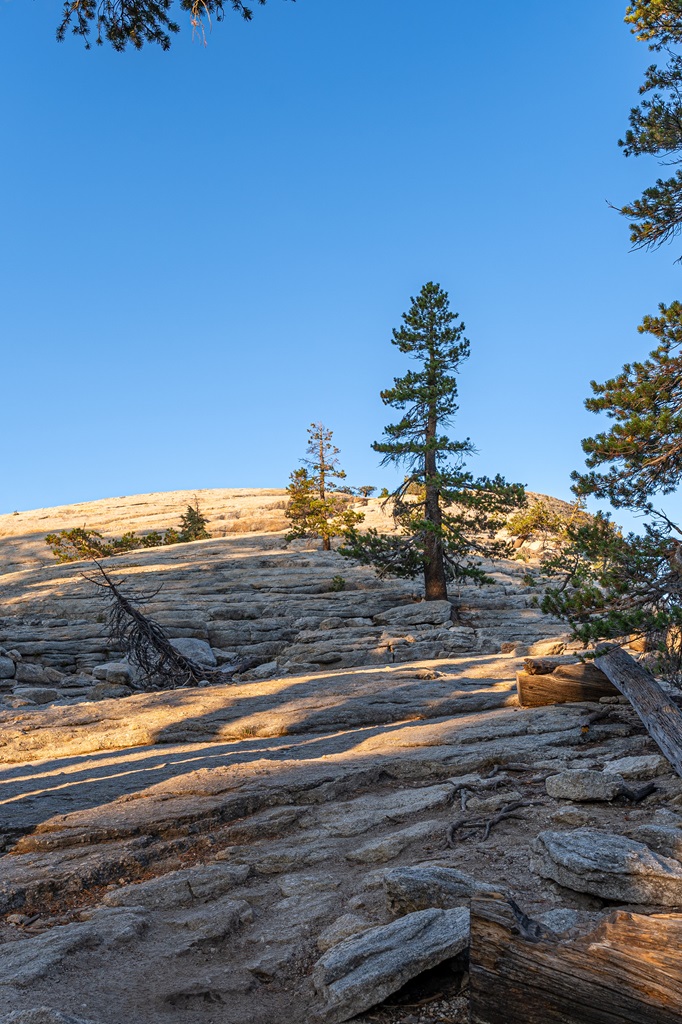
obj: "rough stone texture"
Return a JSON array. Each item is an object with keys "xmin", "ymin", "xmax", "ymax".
[
  {"xmin": 0, "ymin": 909, "xmax": 146, "ymax": 986},
  {"xmin": 628, "ymin": 825, "xmax": 682, "ymax": 863},
  {"xmin": 0, "ymin": 1011, "xmax": 99, "ymax": 1024},
  {"xmin": 383, "ymin": 863, "xmax": 499, "ymax": 915},
  {"xmin": 345, "ymin": 822, "xmax": 441, "ymax": 864},
  {"xmin": 312, "ymin": 907, "xmax": 470, "ymax": 1022},
  {"xmin": 11, "ymin": 688, "xmax": 60, "ymax": 705},
  {"xmin": 0, "ymin": 658, "xmax": 15, "ymax": 680},
  {"xmin": 373, "ymin": 601, "xmax": 454, "ymax": 627},
  {"xmin": 0, "ymin": 487, "xmax": 662, "ymax": 1024},
  {"xmin": 169, "ymin": 638, "xmax": 217, "ymax": 668},
  {"xmin": 316, "ymin": 915, "xmax": 372, "ymax": 953},
  {"xmin": 545, "ymin": 769, "xmax": 626, "ymax": 803},
  {"xmin": 532, "ymin": 830, "xmax": 682, "ymax": 904},
  {"xmin": 604, "ymin": 754, "xmax": 668, "ymax": 780}
]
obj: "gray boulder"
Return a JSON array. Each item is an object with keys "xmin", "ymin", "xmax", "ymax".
[
  {"xmin": 532, "ymin": 829, "xmax": 682, "ymax": 905},
  {"xmin": 628, "ymin": 825, "xmax": 682, "ymax": 863},
  {"xmin": 545, "ymin": 770, "xmax": 626, "ymax": 803},
  {"xmin": 313, "ymin": 907, "xmax": 469, "ymax": 1022},
  {"xmin": 373, "ymin": 601, "xmax": 453, "ymax": 627},
  {"xmin": 384, "ymin": 864, "xmax": 499, "ymax": 915},
  {"xmin": 12, "ymin": 687, "xmax": 60, "ymax": 705},
  {"xmin": 0, "ymin": 657, "xmax": 16, "ymax": 680},
  {"xmin": 14, "ymin": 663, "xmax": 63, "ymax": 686},
  {"xmin": 604, "ymin": 755, "xmax": 667, "ymax": 780},
  {"xmin": 169, "ymin": 637, "xmax": 217, "ymax": 667}
]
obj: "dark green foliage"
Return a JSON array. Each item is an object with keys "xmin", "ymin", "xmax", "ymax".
[
  {"xmin": 45, "ymin": 501, "xmax": 210, "ymax": 562},
  {"xmin": 285, "ymin": 423, "xmax": 364, "ymax": 551},
  {"xmin": 330, "ymin": 574, "xmax": 346, "ymax": 592},
  {"xmin": 57, "ymin": 0, "xmax": 290, "ymax": 51},
  {"xmin": 617, "ymin": 3, "xmax": 682, "ymax": 254},
  {"xmin": 572, "ymin": 301, "xmax": 682, "ymax": 519},
  {"xmin": 178, "ymin": 499, "xmax": 210, "ymax": 541},
  {"xmin": 543, "ymin": 299, "xmax": 682, "ymax": 677},
  {"xmin": 540, "ymin": 515, "xmax": 682, "ymax": 678},
  {"xmin": 45, "ymin": 528, "xmax": 118, "ymax": 562},
  {"xmin": 340, "ymin": 282, "xmax": 525, "ymax": 599}
]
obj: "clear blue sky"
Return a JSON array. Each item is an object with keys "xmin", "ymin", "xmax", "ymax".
[{"xmin": 1, "ymin": 0, "xmax": 679, "ymax": 518}]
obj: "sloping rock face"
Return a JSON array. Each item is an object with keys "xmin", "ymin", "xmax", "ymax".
[
  {"xmin": 0, "ymin": 654, "xmax": 681, "ymax": 1024},
  {"xmin": 2, "ymin": 489, "xmax": 677, "ymax": 1024},
  {"xmin": 0, "ymin": 490, "xmax": 569, "ymax": 707}
]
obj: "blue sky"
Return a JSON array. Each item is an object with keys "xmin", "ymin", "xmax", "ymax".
[{"xmin": 1, "ymin": 0, "xmax": 680, "ymax": 518}]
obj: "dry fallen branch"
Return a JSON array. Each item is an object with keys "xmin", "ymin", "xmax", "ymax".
[{"xmin": 82, "ymin": 561, "xmax": 254, "ymax": 690}]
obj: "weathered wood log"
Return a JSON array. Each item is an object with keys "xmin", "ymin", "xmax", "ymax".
[
  {"xmin": 470, "ymin": 896, "xmax": 682, "ymax": 1024},
  {"xmin": 516, "ymin": 668, "xmax": 618, "ymax": 708},
  {"xmin": 595, "ymin": 645, "xmax": 682, "ymax": 779}
]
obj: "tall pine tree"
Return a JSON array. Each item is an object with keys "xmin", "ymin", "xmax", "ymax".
[
  {"xmin": 285, "ymin": 423, "xmax": 363, "ymax": 550},
  {"xmin": 342, "ymin": 282, "xmax": 524, "ymax": 600}
]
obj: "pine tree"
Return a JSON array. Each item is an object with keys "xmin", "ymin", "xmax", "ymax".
[
  {"xmin": 178, "ymin": 498, "xmax": 210, "ymax": 541},
  {"xmin": 285, "ymin": 424, "xmax": 363, "ymax": 550},
  {"xmin": 617, "ymin": 3, "xmax": 682, "ymax": 254},
  {"xmin": 541, "ymin": 302, "xmax": 682, "ymax": 675},
  {"xmin": 341, "ymin": 282, "xmax": 524, "ymax": 600},
  {"xmin": 57, "ymin": 0, "xmax": 284, "ymax": 52}
]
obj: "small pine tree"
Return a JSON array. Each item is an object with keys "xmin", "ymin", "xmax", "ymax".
[
  {"xmin": 341, "ymin": 282, "xmax": 525, "ymax": 599},
  {"xmin": 178, "ymin": 498, "xmax": 210, "ymax": 542},
  {"xmin": 286, "ymin": 424, "xmax": 364, "ymax": 550}
]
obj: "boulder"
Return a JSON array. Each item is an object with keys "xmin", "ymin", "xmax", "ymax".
[
  {"xmin": 313, "ymin": 907, "xmax": 469, "ymax": 1022},
  {"xmin": 384, "ymin": 864, "xmax": 499, "ymax": 915},
  {"xmin": 169, "ymin": 638, "xmax": 216, "ymax": 667},
  {"xmin": 93, "ymin": 661, "xmax": 130, "ymax": 682},
  {"xmin": 0, "ymin": 657, "xmax": 16, "ymax": 680},
  {"xmin": 14, "ymin": 664, "xmax": 63, "ymax": 686},
  {"xmin": 12, "ymin": 688, "xmax": 60, "ymax": 705},
  {"xmin": 89, "ymin": 683, "xmax": 133, "ymax": 701},
  {"xmin": 373, "ymin": 601, "xmax": 454, "ymax": 627},
  {"xmin": 545, "ymin": 770, "xmax": 626, "ymax": 803},
  {"xmin": 628, "ymin": 825, "xmax": 682, "ymax": 863},
  {"xmin": 532, "ymin": 829, "xmax": 682, "ymax": 905},
  {"xmin": 604, "ymin": 755, "xmax": 668, "ymax": 780}
]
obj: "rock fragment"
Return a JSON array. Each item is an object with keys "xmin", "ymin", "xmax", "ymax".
[
  {"xmin": 532, "ymin": 829, "xmax": 682, "ymax": 904},
  {"xmin": 383, "ymin": 863, "xmax": 499, "ymax": 915},
  {"xmin": 545, "ymin": 770, "xmax": 626, "ymax": 803},
  {"xmin": 313, "ymin": 907, "xmax": 469, "ymax": 1023}
]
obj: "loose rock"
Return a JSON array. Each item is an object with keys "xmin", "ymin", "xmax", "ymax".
[{"xmin": 312, "ymin": 907, "xmax": 470, "ymax": 1023}]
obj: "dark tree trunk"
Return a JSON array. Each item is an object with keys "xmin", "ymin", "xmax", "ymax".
[
  {"xmin": 423, "ymin": 405, "xmax": 448, "ymax": 601},
  {"xmin": 322, "ymin": 536, "xmax": 331, "ymax": 552}
]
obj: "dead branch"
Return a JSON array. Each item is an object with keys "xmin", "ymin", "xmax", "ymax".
[{"xmin": 82, "ymin": 561, "xmax": 249, "ymax": 690}]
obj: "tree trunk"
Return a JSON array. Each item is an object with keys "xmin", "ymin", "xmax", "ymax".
[
  {"xmin": 423, "ymin": 405, "xmax": 448, "ymax": 601},
  {"xmin": 470, "ymin": 896, "xmax": 682, "ymax": 1024},
  {"xmin": 322, "ymin": 536, "xmax": 331, "ymax": 552},
  {"xmin": 594, "ymin": 645, "xmax": 682, "ymax": 778}
]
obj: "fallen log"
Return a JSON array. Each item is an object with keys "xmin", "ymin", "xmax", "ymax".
[
  {"xmin": 594, "ymin": 645, "xmax": 682, "ymax": 779},
  {"xmin": 470, "ymin": 896, "xmax": 682, "ymax": 1024},
  {"xmin": 516, "ymin": 667, "xmax": 618, "ymax": 708}
]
